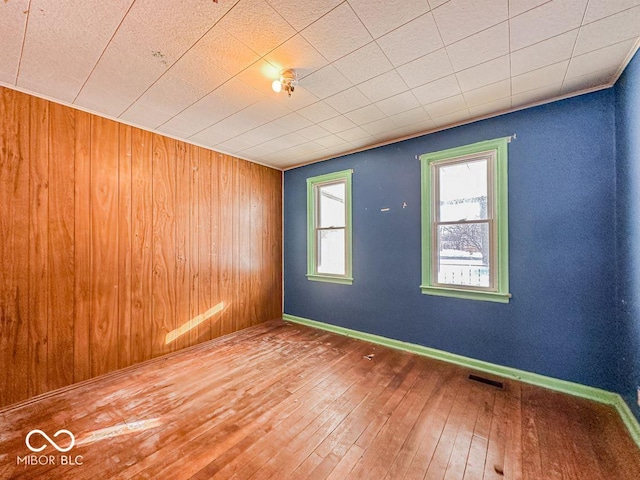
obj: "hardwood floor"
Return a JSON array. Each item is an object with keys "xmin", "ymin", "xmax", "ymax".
[{"xmin": 1, "ymin": 319, "xmax": 638, "ymax": 479}]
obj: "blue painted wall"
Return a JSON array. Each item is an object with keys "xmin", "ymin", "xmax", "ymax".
[
  {"xmin": 284, "ymin": 89, "xmax": 619, "ymax": 392},
  {"xmin": 616, "ymin": 50, "xmax": 640, "ymax": 420}
]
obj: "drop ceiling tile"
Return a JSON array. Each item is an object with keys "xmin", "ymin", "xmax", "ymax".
[
  {"xmin": 318, "ymin": 115, "xmax": 357, "ymax": 134},
  {"xmin": 209, "ymin": 109, "xmax": 269, "ymax": 138},
  {"xmin": 423, "ymin": 94, "xmax": 467, "ymax": 117},
  {"xmin": 236, "ymin": 122, "xmax": 290, "ymax": 144},
  {"xmin": 301, "ymin": 64, "xmax": 352, "ymax": 99},
  {"xmin": 263, "ymin": 132, "xmax": 308, "ymax": 150},
  {"xmin": 160, "ymin": 93, "xmax": 243, "ymax": 138},
  {"xmin": 285, "ymin": 141, "xmax": 326, "ymax": 156},
  {"xmin": 189, "ymin": 25, "xmax": 260, "ymax": 77},
  {"xmin": 574, "ymin": 6, "xmax": 640, "ymax": 55},
  {"xmin": 428, "ymin": 0, "xmax": 450, "ymax": 9},
  {"xmin": 273, "ymin": 112, "xmax": 314, "ymax": 131},
  {"xmin": 511, "ymin": 82, "xmax": 562, "ymax": 108},
  {"xmin": 387, "ymin": 118, "xmax": 434, "ymax": 137},
  {"xmin": 316, "ymin": 134, "xmax": 351, "ymax": 148},
  {"xmin": 509, "ymin": 0, "xmax": 549, "ymax": 17},
  {"xmin": 430, "ymin": 108, "xmax": 471, "ymax": 127},
  {"xmin": 298, "ymin": 124, "xmax": 332, "ymax": 141},
  {"xmin": 510, "ymin": 0, "xmax": 588, "ymax": 51},
  {"xmin": 566, "ymin": 40, "xmax": 635, "ymax": 79},
  {"xmin": 242, "ymin": 97, "xmax": 293, "ymax": 122},
  {"xmin": 301, "ymin": 3, "xmax": 372, "ymax": 62},
  {"xmin": 122, "ymin": 74, "xmax": 198, "ymax": 120},
  {"xmin": 345, "ymin": 104, "xmax": 387, "ymax": 124},
  {"xmin": 348, "ymin": 0, "xmax": 431, "ymax": 38},
  {"xmin": 432, "ymin": 0, "xmax": 508, "ymax": 45},
  {"xmin": 324, "ymin": 88, "xmax": 371, "ymax": 114},
  {"xmin": 455, "ymin": 55, "xmax": 510, "ymax": 91},
  {"xmin": 240, "ymin": 142, "xmax": 282, "ymax": 159},
  {"xmin": 0, "ymin": 0, "xmax": 29, "ymax": 84},
  {"xmin": 377, "ymin": 13, "xmax": 443, "ymax": 66},
  {"xmin": 412, "ymin": 75, "xmax": 461, "ymax": 105},
  {"xmin": 583, "ymin": 0, "xmax": 640, "ymax": 24},
  {"xmin": 235, "ymin": 59, "xmax": 282, "ymax": 97},
  {"xmin": 264, "ymin": 34, "xmax": 328, "ymax": 79},
  {"xmin": 349, "ymin": 136, "xmax": 377, "ymax": 149},
  {"xmin": 362, "ymin": 117, "xmax": 398, "ymax": 135},
  {"xmin": 336, "ymin": 127, "xmax": 371, "ymax": 143},
  {"xmin": 217, "ymin": 0, "xmax": 295, "ymax": 57},
  {"xmin": 217, "ymin": 137, "xmax": 255, "ymax": 154},
  {"xmin": 357, "ymin": 70, "xmax": 409, "ymax": 103},
  {"xmin": 19, "ymin": 0, "xmax": 131, "ymax": 102},
  {"xmin": 468, "ymin": 97, "xmax": 512, "ymax": 117},
  {"xmin": 75, "ymin": 44, "xmax": 167, "ymax": 117},
  {"xmin": 389, "ymin": 106, "xmax": 430, "ymax": 127},
  {"xmin": 334, "ymin": 42, "xmax": 394, "ymax": 84},
  {"xmin": 168, "ymin": 50, "xmax": 232, "ymax": 98},
  {"xmin": 375, "ymin": 91, "xmax": 421, "ymax": 116},
  {"xmin": 446, "ymin": 22, "xmax": 509, "ymax": 71},
  {"xmin": 265, "ymin": 0, "xmax": 343, "ymax": 31},
  {"xmin": 120, "ymin": 102, "xmax": 171, "ymax": 129},
  {"xmin": 113, "ymin": 0, "xmax": 231, "ymax": 65},
  {"xmin": 397, "ymin": 49, "xmax": 454, "ymax": 88},
  {"xmin": 511, "ymin": 61, "xmax": 569, "ymax": 94},
  {"xmin": 510, "ymin": 29, "xmax": 578, "ymax": 76},
  {"xmin": 298, "ymin": 101, "xmax": 340, "ymax": 123},
  {"xmin": 561, "ymin": 67, "xmax": 618, "ymax": 94},
  {"xmin": 463, "ymin": 79, "xmax": 511, "ymax": 107},
  {"xmin": 273, "ymin": 86, "xmax": 320, "ymax": 110},
  {"xmin": 190, "ymin": 128, "xmax": 233, "ymax": 147}
]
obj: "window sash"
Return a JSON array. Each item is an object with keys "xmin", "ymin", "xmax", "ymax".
[
  {"xmin": 306, "ymin": 170, "xmax": 353, "ymax": 284},
  {"xmin": 431, "ymin": 153, "xmax": 497, "ymax": 292}
]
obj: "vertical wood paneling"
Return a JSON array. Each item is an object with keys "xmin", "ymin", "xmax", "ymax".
[
  {"xmin": 0, "ymin": 89, "xmax": 30, "ymax": 406},
  {"xmin": 198, "ymin": 149, "xmax": 212, "ymax": 343},
  {"xmin": 238, "ymin": 160, "xmax": 251, "ymax": 330},
  {"xmin": 118, "ymin": 124, "xmax": 133, "ymax": 369},
  {"xmin": 73, "ymin": 110, "xmax": 91, "ymax": 383},
  {"xmin": 152, "ymin": 136, "xmax": 177, "ymax": 357},
  {"xmin": 175, "ymin": 141, "xmax": 190, "ymax": 352},
  {"xmin": 27, "ymin": 95, "xmax": 49, "ymax": 397},
  {"xmin": 218, "ymin": 154, "xmax": 234, "ymax": 336},
  {"xmin": 210, "ymin": 153, "xmax": 221, "ymax": 339},
  {"xmin": 130, "ymin": 129, "xmax": 153, "ymax": 364},
  {"xmin": 90, "ymin": 116, "xmax": 120, "ymax": 377},
  {"xmin": 47, "ymin": 102, "xmax": 75, "ymax": 390},
  {"xmin": 0, "ymin": 86, "xmax": 282, "ymax": 408},
  {"xmin": 250, "ymin": 163, "xmax": 263, "ymax": 327},
  {"xmin": 188, "ymin": 145, "xmax": 200, "ymax": 348}
]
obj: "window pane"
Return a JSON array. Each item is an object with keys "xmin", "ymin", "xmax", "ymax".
[
  {"xmin": 318, "ymin": 228, "xmax": 345, "ymax": 275},
  {"xmin": 436, "ymin": 222, "xmax": 490, "ymax": 287},
  {"xmin": 438, "ymin": 159, "xmax": 488, "ymax": 222},
  {"xmin": 318, "ymin": 182, "xmax": 346, "ymax": 228}
]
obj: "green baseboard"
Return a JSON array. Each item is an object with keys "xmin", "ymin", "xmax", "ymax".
[{"xmin": 282, "ymin": 313, "xmax": 640, "ymax": 449}]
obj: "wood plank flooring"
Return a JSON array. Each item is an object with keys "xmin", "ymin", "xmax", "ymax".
[{"xmin": 1, "ymin": 319, "xmax": 638, "ymax": 479}]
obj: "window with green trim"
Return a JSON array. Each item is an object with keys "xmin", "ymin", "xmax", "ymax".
[
  {"xmin": 307, "ymin": 170, "xmax": 353, "ymax": 285},
  {"xmin": 420, "ymin": 138, "xmax": 510, "ymax": 303}
]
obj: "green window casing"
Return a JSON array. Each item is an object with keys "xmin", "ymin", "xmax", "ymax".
[{"xmin": 419, "ymin": 138, "xmax": 511, "ymax": 303}]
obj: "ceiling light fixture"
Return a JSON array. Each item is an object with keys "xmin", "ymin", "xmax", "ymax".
[{"xmin": 272, "ymin": 69, "xmax": 297, "ymax": 97}]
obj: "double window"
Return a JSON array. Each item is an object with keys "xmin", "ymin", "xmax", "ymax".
[
  {"xmin": 306, "ymin": 170, "xmax": 353, "ymax": 285},
  {"xmin": 420, "ymin": 138, "xmax": 510, "ymax": 303}
]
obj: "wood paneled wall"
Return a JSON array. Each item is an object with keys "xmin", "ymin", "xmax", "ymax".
[{"xmin": 0, "ymin": 87, "xmax": 282, "ymax": 408}]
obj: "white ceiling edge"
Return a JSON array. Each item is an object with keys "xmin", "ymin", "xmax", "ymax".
[
  {"xmin": 284, "ymin": 38, "xmax": 640, "ymax": 172},
  {"xmin": 0, "ymin": 80, "xmax": 282, "ymax": 172}
]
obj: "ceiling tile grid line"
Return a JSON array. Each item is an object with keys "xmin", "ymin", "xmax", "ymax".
[{"xmin": 2, "ymin": 0, "xmax": 639, "ymax": 168}]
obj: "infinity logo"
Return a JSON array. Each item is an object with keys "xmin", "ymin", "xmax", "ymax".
[{"xmin": 25, "ymin": 430, "xmax": 76, "ymax": 453}]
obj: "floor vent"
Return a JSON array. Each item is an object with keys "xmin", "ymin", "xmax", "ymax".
[{"xmin": 468, "ymin": 374, "xmax": 504, "ymax": 389}]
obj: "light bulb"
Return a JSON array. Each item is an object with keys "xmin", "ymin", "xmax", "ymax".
[{"xmin": 272, "ymin": 79, "xmax": 282, "ymax": 93}]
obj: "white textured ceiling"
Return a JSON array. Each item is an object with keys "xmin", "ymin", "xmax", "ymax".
[{"xmin": 1, "ymin": 0, "xmax": 639, "ymax": 169}]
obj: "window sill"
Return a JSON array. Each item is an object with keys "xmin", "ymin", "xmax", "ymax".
[
  {"xmin": 420, "ymin": 285, "xmax": 511, "ymax": 303},
  {"xmin": 307, "ymin": 274, "xmax": 353, "ymax": 285}
]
